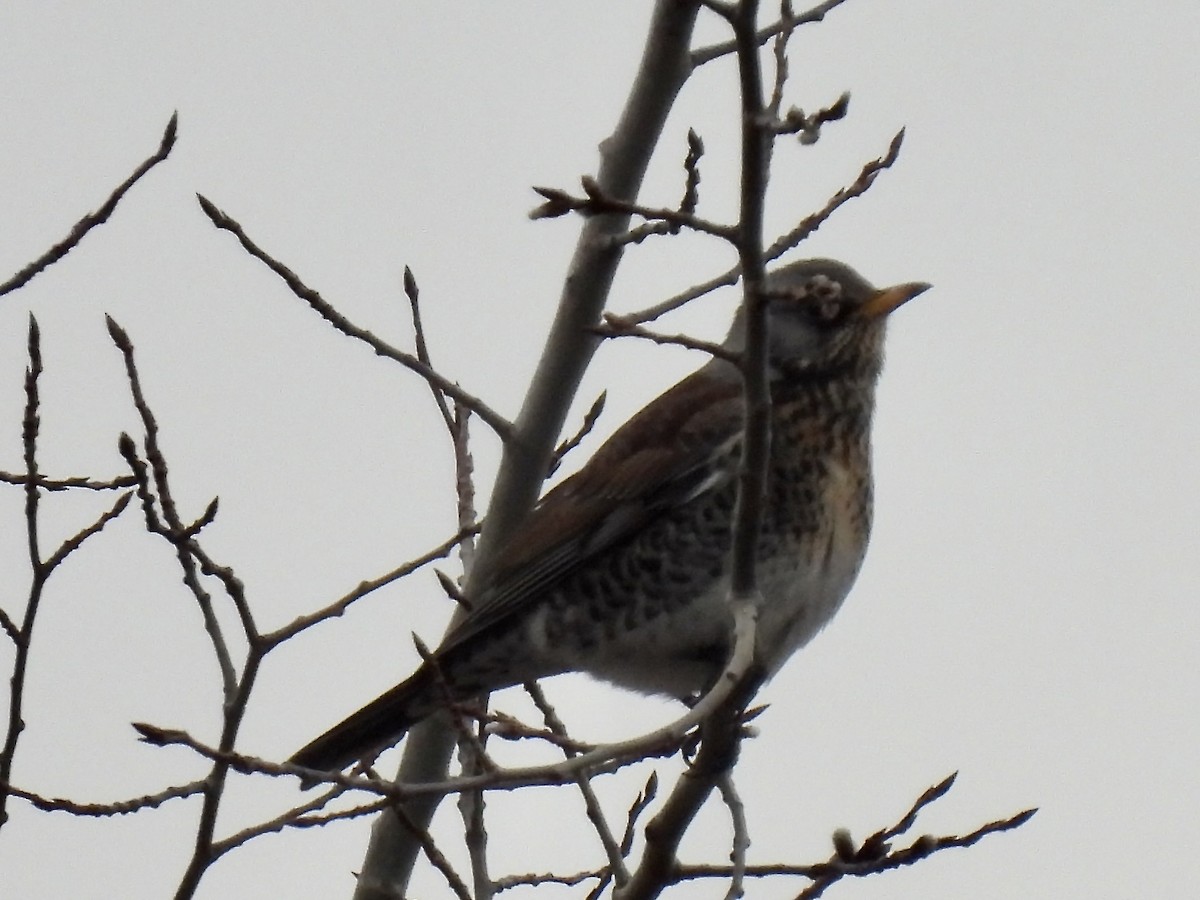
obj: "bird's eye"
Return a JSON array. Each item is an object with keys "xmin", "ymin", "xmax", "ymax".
[
  {"xmin": 802, "ymin": 275, "xmax": 844, "ymax": 324},
  {"xmin": 811, "ymin": 298, "xmax": 843, "ymax": 323}
]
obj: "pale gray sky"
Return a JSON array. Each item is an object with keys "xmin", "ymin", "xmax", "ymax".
[{"xmin": 1, "ymin": 2, "xmax": 1197, "ymax": 898}]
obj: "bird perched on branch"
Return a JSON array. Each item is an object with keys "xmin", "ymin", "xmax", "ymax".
[{"xmin": 291, "ymin": 258, "xmax": 929, "ymax": 778}]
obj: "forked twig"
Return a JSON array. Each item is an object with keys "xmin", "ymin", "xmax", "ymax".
[
  {"xmin": 617, "ymin": 128, "xmax": 909, "ymax": 326},
  {"xmin": 196, "ymin": 196, "xmax": 513, "ymax": 440}
]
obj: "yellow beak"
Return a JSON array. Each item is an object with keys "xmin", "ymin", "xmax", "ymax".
[{"xmin": 859, "ymin": 281, "xmax": 932, "ymax": 320}]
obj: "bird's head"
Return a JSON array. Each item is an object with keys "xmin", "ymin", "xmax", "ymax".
[{"xmin": 722, "ymin": 258, "xmax": 931, "ymax": 380}]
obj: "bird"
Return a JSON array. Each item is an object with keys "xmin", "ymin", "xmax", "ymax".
[{"xmin": 291, "ymin": 258, "xmax": 930, "ymax": 778}]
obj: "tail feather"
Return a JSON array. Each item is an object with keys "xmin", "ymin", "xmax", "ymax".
[{"xmin": 290, "ymin": 669, "xmax": 434, "ymax": 781}]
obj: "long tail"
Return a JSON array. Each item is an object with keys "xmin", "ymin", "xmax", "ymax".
[{"xmin": 290, "ymin": 669, "xmax": 435, "ymax": 780}]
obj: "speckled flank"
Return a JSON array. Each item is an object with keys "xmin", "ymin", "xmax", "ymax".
[{"xmin": 466, "ymin": 369, "xmax": 874, "ymax": 700}]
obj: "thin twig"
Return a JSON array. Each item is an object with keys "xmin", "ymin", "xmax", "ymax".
[
  {"xmin": 129, "ymin": 627, "xmax": 763, "ymax": 802},
  {"xmin": 565, "ymin": 129, "xmax": 706, "ymax": 250},
  {"xmin": 108, "ymin": 317, "xmax": 241, "ymax": 690},
  {"xmin": 719, "ymin": 773, "xmax": 749, "ymax": 900},
  {"xmin": 0, "ymin": 472, "xmax": 136, "ymax": 491},
  {"xmin": 593, "ymin": 319, "xmax": 740, "ymax": 363},
  {"xmin": 213, "ymin": 784, "xmax": 368, "ymax": 855},
  {"xmin": 1, "ymin": 318, "xmax": 47, "ymax": 828},
  {"xmin": 458, "ymin": 724, "xmax": 493, "ymax": 900},
  {"xmin": 531, "ymin": 179, "xmax": 736, "ymax": 244},
  {"xmin": 547, "ymin": 392, "xmax": 607, "ymax": 478},
  {"xmin": 494, "ymin": 869, "xmax": 604, "ymax": 893},
  {"xmin": 1, "ymin": 779, "xmax": 205, "ymax": 817},
  {"xmin": 680, "ymin": 129, "xmax": 704, "ymax": 217},
  {"xmin": 0, "ymin": 610, "xmax": 17, "ymax": 646},
  {"xmin": 105, "ymin": 316, "xmax": 272, "ymax": 898},
  {"xmin": 42, "ymin": 493, "xmax": 132, "ymax": 573},
  {"xmin": 22, "ymin": 316, "xmax": 42, "ymax": 577},
  {"xmin": 771, "ymin": 91, "xmax": 851, "ymax": 144},
  {"xmin": 794, "ymin": 806, "xmax": 1039, "ymax": 899},
  {"xmin": 449, "ymin": 396, "xmax": 491, "ymax": 900},
  {"xmin": 196, "ymin": 195, "xmax": 513, "ymax": 440},
  {"xmin": 479, "ymin": 712, "xmax": 595, "ymax": 754},
  {"xmin": 691, "ymin": 0, "xmax": 853, "ymax": 66},
  {"xmin": 263, "ymin": 524, "xmax": 480, "ymax": 647},
  {"xmin": 388, "ymin": 800, "xmax": 474, "ymax": 900},
  {"xmin": 664, "ymin": 805, "xmax": 1036, "ymax": 888},
  {"xmin": 618, "ymin": 128, "xmax": 908, "ymax": 326},
  {"xmin": 452, "ymin": 402, "xmax": 478, "ymax": 571},
  {"xmin": 294, "ymin": 799, "xmax": 392, "ymax": 826},
  {"xmin": 765, "ymin": 127, "xmax": 905, "ymax": 259},
  {"xmin": 766, "ymin": 0, "xmax": 795, "ymax": 119},
  {"xmin": 492, "ymin": 793, "xmax": 1036, "ymax": 896},
  {"xmin": 879, "ymin": 770, "xmax": 957, "ymax": 843},
  {"xmin": 614, "ymin": 603, "xmax": 763, "ymax": 900},
  {"xmin": 525, "ymin": 682, "xmax": 630, "ymax": 887},
  {"xmin": 0, "ymin": 114, "xmax": 178, "ymax": 296},
  {"xmin": 404, "ymin": 266, "xmax": 455, "ymax": 432},
  {"xmin": 619, "ymin": 268, "xmax": 743, "ymax": 328},
  {"xmin": 622, "ymin": 772, "xmax": 659, "ymax": 857}
]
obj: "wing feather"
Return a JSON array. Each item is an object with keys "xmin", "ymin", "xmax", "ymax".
[{"xmin": 436, "ymin": 368, "xmax": 744, "ymax": 654}]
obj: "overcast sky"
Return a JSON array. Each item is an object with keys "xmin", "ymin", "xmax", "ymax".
[{"xmin": 1, "ymin": 2, "xmax": 1197, "ymax": 898}]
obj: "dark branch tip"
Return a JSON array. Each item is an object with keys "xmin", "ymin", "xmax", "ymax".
[
  {"xmin": 131, "ymin": 721, "xmax": 170, "ymax": 745},
  {"xmin": 828, "ymin": 91, "xmax": 851, "ymax": 119},
  {"xmin": 195, "ymin": 193, "xmax": 226, "ymax": 225},
  {"xmin": 161, "ymin": 112, "xmax": 179, "ymax": 152},
  {"xmin": 831, "ymin": 827, "xmax": 856, "ymax": 862},
  {"xmin": 580, "ymin": 175, "xmax": 602, "ymax": 199},
  {"xmin": 403, "ymin": 265, "xmax": 418, "ymax": 302},
  {"xmin": 117, "ymin": 432, "xmax": 138, "ymax": 460},
  {"xmin": 104, "ymin": 315, "xmax": 132, "ymax": 350}
]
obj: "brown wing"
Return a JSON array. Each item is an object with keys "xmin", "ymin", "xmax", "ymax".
[{"xmin": 435, "ymin": 367, "xmax": 745, "ymax": 655}]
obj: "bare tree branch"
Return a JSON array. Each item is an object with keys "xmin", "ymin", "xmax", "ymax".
[
  {"xmin": 487, "ymin": 777, "xmax": 1035, "ymax": 897},
  {"xmin": 617, "ymin": 127, "xmax": 908, "ymax": 326},
  {"xmin": 525, "ymin": 681, "xmax": 630, "ymax": 887},
  {"xmin": 795, "ymin": 805, "xmax": 1039, "ymax": 899},
  {"xmin": 0, "ymin": 472, "xmax": 136, "ymax": 491},
  {"xmin": 718, "ymin": 773, "xmax": 749, "ymax": 900},
  {"xmin": 0, "ymin": 114, "xmax": 178, "ymax": 297},
  {"xmin": 593, "ymin": 318, "xmax": 740, "ymax": 363},
  {"xmin": 728, "ymin": 0, "xmax": 771, "ymax": 629},
  {"xmin": 0, "ymin": 8, "xmax": 1028, "ymax": 900},
  {"xmin": 389, "ymin": 801, "xmax": 474, "ymax": 900},
  {"xmin": 0, "ymin": 318, "xmax": 47, "ymax": 828},
  {"xmin": 766, "ymin": 0, "xmax": 796, "ymax": 119},
  {"xmin": 108, "ymin": 317, "xmax": 243, "ymax": 690},
  {"xmin": 364, "ymin": 3, "xmax": 707, "ymax": 894},
  {"xmin": 196, "ymin": 195, "xmax": 513, "ymax": 441},
  {"xmin": 264, "ymin": 523, "xmax": 480, "ymax": 646},
  {"xmin": 403, "ymin": 266, "xmax": 455, "ymax": 433},
  {"xmin": 131, "ymin": 721, "xmax": 668, "ymax": 799},
  {"xmin": 530, "ymin": 178, "xmax": 736, "ymax": 243},
  {"xmin": 691, "ymin": 0, "xmax": 853, "ymax": 66},
  {"xmin": 764, "ymin": 127, "xmax": 906, "ymax": 259},
  {"xmin": 615, "ymin": 604, "xmax": 763, "ymax": 900},
  {"xmin": 41, "ymin": 492, "xmax": 132, "ymax": 573},
  {"xmin": 1, "ymin": 780, "xmax": 204, "ymax": 817},
  {"xmin": 547, "ymin": 391, "xmax": 607, "ymax": 478}
]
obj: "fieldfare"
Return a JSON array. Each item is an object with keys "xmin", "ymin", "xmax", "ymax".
[{"xmin": 292, "ymin": 258, "xmax": 929, "ymax": 776}]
